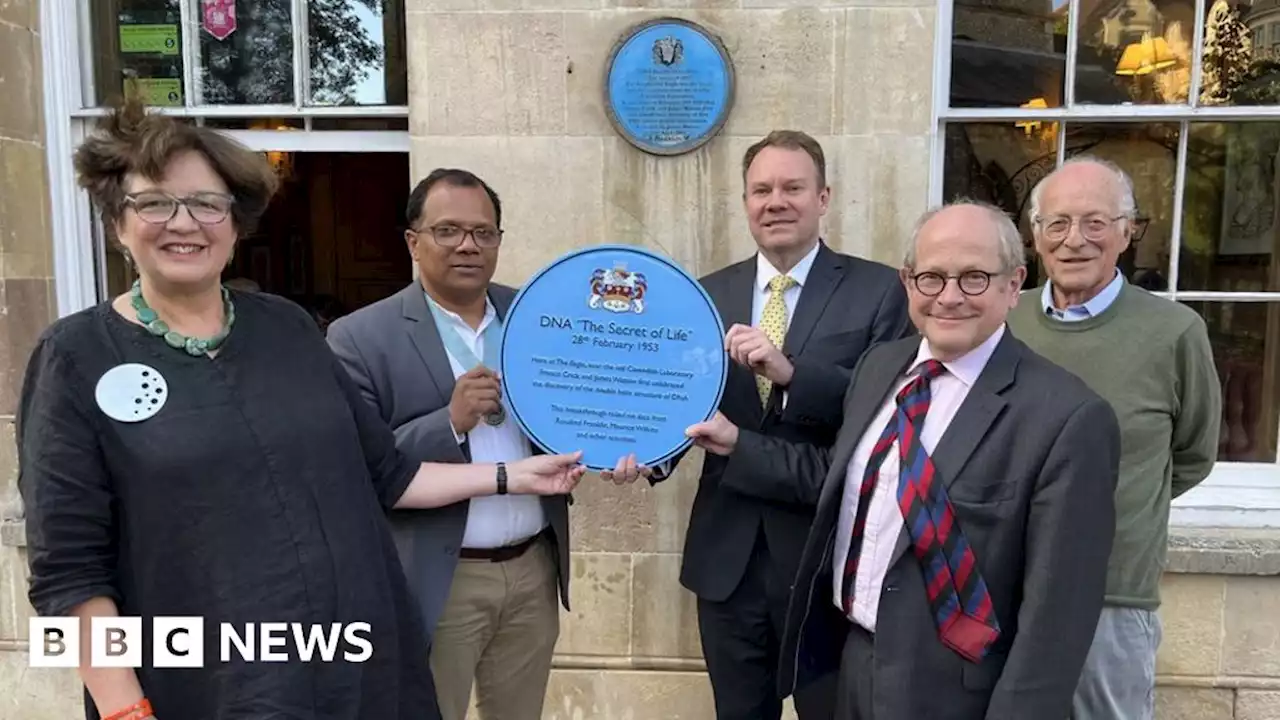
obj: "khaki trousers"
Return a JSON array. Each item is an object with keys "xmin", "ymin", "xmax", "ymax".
[{"xmin": 430, "ymin": 534, "xmax": 560, "ymax": 720}]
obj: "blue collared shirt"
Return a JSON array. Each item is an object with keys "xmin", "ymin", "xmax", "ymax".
[{"xmin": 1041, "ymin": 269, "xmax": 1124, "ymax": 322}]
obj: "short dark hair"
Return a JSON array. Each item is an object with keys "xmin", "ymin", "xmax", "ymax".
[
  {"xmin": 406, "ymin": 168, "xmax": 503, "ymax": 230},
  {"xmin": 741, "ymin": 130, "xmax": 827, "ymax": 188},
  {"xmin": 73, "ymin": 94, "xmax": 279, "ymax": 235}
]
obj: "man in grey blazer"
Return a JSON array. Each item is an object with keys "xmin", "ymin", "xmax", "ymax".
[
  {"xmin": 327, "ymin": 169, "xmax": 569, "ymax": 720},
  {"xmin": 687, "ymin": 201, "xmax": 1121, "ymax": 719}
]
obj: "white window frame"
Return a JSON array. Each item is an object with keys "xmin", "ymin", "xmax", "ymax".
[
  {"xmin": 930, "ymin": 0, "xmax": 1280, "ymax": 527},
  {"xmin": 41, "ymin": 0, "xmax": 410, "ymax": 318}
]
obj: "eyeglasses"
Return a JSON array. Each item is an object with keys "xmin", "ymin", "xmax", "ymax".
[
  {"xmin": 123, "ymin": 191, "xmax": 235, "ymax": 226},
  {"xmin": 908, "ymin": 270, "xmax": 1000, "ymax": 297},
  {"xmin": 415, "ymin": 224, "xmax": 503, "ymax": 249},
  {"xmin": 1033, "ymin": 214, "xmax": 1127, "ymax": 242}
]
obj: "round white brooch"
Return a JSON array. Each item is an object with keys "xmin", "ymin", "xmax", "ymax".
[{"xmin": 95, "ymin": 363, "xmax": 169, "ymax": 422}]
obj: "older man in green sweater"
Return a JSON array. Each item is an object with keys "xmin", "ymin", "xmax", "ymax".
[{"xmin": 1008, "ymin": 156, "xmax": 1222, "ymax": 720}]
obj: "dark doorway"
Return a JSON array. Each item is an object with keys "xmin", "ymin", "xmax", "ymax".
[{"xmin": 223, "ymin": 151, "xmax": 413, "ymax": 327}]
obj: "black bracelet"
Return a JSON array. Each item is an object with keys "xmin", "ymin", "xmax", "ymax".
[{"xmin": 496, "ymin": 462, "xmax": 508, "ymax": 495}]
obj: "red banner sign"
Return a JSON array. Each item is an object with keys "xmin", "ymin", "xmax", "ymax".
[{"xmin": 202, "ymin": 0, "xmax": 237, "ymax": 41}]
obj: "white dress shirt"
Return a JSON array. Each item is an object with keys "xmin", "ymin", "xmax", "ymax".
[
  {"xmin": 831, "ymin": 325, "xmax": 1006, "ymax": 631},
  {"xmin": 429, "ymin": 295, "xmax": 547, "ymax": 549},
  {"xmin": 752, "ymin": 242, "xmax": 820, "ymax": 407},
  {"xmin": 752, "ymin": 241, "xmax": 819, "ymax": 328}
]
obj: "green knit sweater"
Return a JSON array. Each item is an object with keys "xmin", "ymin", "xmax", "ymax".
[{"xmin": 1007, "ymin": 280, "xmax": 1222, "ymax": 609}]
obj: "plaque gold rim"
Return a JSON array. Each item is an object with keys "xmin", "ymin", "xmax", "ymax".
[{"xmin": 602, "ymin": 17, "xmax": 737, "ymax": 158}]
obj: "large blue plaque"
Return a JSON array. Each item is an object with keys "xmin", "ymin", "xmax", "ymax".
[
  {"xmin": 500, "ymin": 246, "xmax": 728, "ymax": 471},
  {"xmin": 604, "ymin": 18, "xmax": 735, "ymax": 156}
]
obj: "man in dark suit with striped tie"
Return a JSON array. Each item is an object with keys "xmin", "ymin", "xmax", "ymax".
[
  {"xmin": 686, "ymin": 201, "xmax": 1121, "ymax": 719},
  {"xmin": 612, "ymin": 130, "xmax": 912, "ymax": 720}
]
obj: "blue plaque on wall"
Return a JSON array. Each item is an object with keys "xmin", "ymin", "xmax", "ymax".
[
  {"xmin": 604, "ymin": 18, "xmax": 735, "ymax": 156},
  {"xmin": 500, "ymin": 246, "xmax": 728, "ymax": 471}
]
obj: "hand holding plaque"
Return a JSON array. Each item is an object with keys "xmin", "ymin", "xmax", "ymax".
[
  {"xmin": 508, "ymin": 451, "xmax": 588, "ymax": 495},
  {"xmin": 600, "ymin": 452, "xmax": 652, "ymax": 485},
  {"xmin": 449, "ymin": 366, "xmax": 504, "ymax": 434},
  {"xmin": 685, "ymin": 411, "xmax": 738, "ymax": 457}
]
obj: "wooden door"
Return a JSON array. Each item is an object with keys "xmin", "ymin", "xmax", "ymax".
[{"xmin": 305, "ymin": 152, "xmax": 412, "ymax": 312}]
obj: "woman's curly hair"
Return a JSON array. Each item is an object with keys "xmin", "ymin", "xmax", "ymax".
[{"xmin": 73, "ymin": 94, "xmax": 279, "ymax": 235}]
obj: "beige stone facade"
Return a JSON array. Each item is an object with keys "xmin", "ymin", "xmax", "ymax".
[
  {"xmin": 1, "ymin": 0, "xmax": 87, "ymax": 717},
  {"xmin": 1, "ymin": 0, "xmax": 1279, "ymax": 718}
]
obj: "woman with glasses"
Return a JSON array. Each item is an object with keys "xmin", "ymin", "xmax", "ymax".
[{"xmin": 16, "ymin": 98, "xmax": 585, "ymax": 720}]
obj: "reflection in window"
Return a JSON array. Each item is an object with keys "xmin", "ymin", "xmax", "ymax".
[
  {"xmin": 1063, "ymin": 123, "xmax": 1178, "ymax": 291},
  {"xmin": 1200, "ymin": 0, "xmax": 1280, "ymax": 106},
  {"xmin": 1181, "ymin": 122, "xmax": 1280, "ymax": 291},
  {"xmin": 949, "ymin": 0, "xmax": 1069, "ymax": 108},
  {"xmin": 1067, "ymin": 0, "xmax": 1280, "ymax": 106},
  {"xmin": 307, "ymin": 0, "xmax": 408, "ymax": 106},
  {"xmin": 88, "ymin": 0, "xmax": 185, "ymax": 107},
  {"xmin": 1075, "ymin": 0, "xmax": 1194, "ymax": 105},
  {"xmin": 199, "ymin": 0, "xmax": 295, "ymax": 105},
  {"xmin": 1184, "ymin": 301, "xmax": 1280, "ymax": 462}
]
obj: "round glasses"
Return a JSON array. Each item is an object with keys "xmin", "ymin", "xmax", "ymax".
[
  {"xmin": 909, "ymin": 270, "xmax": 999, "ymax": 297},
  {"xmin": 124, "ymin": 191, "xmax": 234, "ymax": 226},
  {"xmin": 417, "ymin": 224, "xmax": 503, "ymax": 249},
  {"xmin": 1034, "ymin": 214, "xmax": 1126, "ymax": 242}
]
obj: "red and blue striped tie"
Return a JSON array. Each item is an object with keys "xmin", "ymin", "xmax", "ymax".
[{"xmin": 842, "ymin": 359, "xmax": 1001, "ymax": 662}]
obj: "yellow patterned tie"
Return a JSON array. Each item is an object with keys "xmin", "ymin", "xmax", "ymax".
[{"xmin": 757, "ymin": 274, "xmax": 797, "ymax": 405}]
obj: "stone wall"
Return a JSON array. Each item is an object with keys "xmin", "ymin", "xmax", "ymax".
[
  {"xmin": 404, "ymin": 0, "xmax": 932, "ymax": 714},
  {"xmin": 1155, "ymin": 531, "xmax": 1280, "ymax": 720},
  {"xmin": 0, "ymin": 0, "xmax": 88, "ymax": 717}
]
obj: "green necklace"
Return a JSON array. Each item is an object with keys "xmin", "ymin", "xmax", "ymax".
[{"xmin": 130, "ymin": 279, "xmax": 235, "ymax": 356}]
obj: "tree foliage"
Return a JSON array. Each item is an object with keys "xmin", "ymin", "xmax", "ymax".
[{"xmin": 200, "ymin": 0, "xmax": 384, "ymax": 105}]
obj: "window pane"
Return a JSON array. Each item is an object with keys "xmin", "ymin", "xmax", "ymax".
[
  {"xmin": 1064, "ymin": 123, "xmax": 1178, "ymax": 291},
  {"xmin": 1183, "ymin": 301, "xmax": 1280, "ymax": 462},
  {"xmin": 1199, "ymin": 0, "xmax": 1280, "ymax": 106},
  {"xmin": 949, "ymin": 0, "xmax": 1068, "ymax": 108},
  {"xmin": 1074, "ymin": 0, "xmax": 1194, "ymax": 105},
  {"xmin": 198, "ymin": 0, "xmax": 295, "ymax": 105},
  {"xmin": 1180, "ymin": 122, "xmax": 1280, "ymax": 292},
  {"xmin": 86, "ymin": 0, "xmax": 186, "ymax": 107},
  {"xmin": 941, "ymin": 122, "xmax": 1058, "ymax": 287},
  {"xmin": 307, "ymin": 0, "xmax": 408, "ymax": 106}
]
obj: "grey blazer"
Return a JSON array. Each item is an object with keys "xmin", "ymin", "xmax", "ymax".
[
  {"xmin": 326, "ymin": 282, "xmax": 571, "ymax": 637},
  {"xmin": 729, "ymin": 332, "xmax": 1121, "ymax": 718}
]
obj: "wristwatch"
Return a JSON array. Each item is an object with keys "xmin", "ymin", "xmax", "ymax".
[{"xmin": 496, "ymin": 462, "xmax": 508, "ymax": 495}]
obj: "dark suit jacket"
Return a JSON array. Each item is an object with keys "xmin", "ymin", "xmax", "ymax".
[
  {"xmin": 326, "ymin": 282, "xmax": 571, "ymax": 637},
  {"xmin": 731, "ymin": 332, "xmax": 1120, "ymax": 719},
  {"xmin": 659, "ymin": 242, "xmax": 914, "ymax": 603}
]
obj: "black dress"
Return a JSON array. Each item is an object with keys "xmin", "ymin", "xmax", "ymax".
[{"xmin": 16, "ymin": 290, "xmax": 441, "ymax": 719}]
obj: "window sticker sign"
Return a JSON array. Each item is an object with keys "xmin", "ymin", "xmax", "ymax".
[
  {"xmin": 119, "ymin": 25, "xmax": 179, "ymax": 55},
  {"xmin": 202, "ymin": 0, "xmax": 237, "ymax": 41},
  {"xmin": 126, "ymin": 78, "xmax": 184, "ymax": 107}
]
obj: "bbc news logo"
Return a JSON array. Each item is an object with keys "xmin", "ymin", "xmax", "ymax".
[{"xmin": 29, "ymin": 618, "xmax": 373, "ymax": 668}]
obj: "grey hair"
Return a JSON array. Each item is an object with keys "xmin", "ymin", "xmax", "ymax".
[
  {"xmin": 903, "ymin": 199, "xmax": 1027, "ymax": 274},
  {"xmin": 1028, "ymin": 155, "xmax": 1137, "ymax": 220}
]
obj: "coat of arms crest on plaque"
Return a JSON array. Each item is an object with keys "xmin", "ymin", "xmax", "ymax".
[
  {"xmin": 589, "ymin": 263, "xmax": 648, "ymax": 314},
  {"xmin": 652, "ymin": 36, "xmax": 684, "ymax": 66}
]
